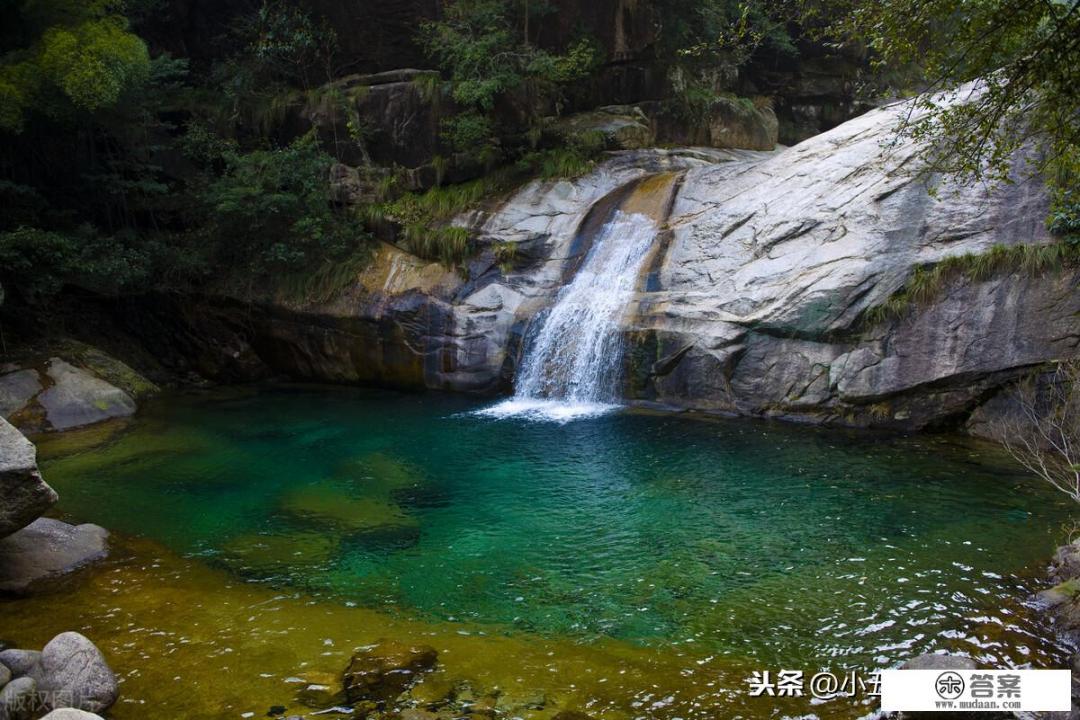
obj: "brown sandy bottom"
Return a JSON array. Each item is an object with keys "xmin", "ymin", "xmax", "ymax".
[{"xmin": 0, "ymin": 533, "xmax": 879, "ymax": 720}]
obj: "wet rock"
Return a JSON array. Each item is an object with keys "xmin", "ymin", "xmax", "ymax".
[
  {"xmin": 900, "ymin": 653, "xmax": 977, "ymax": 671},
  {"xmin": 0, "ymin": 418, "xmax": 57, "ymax": 539},
  {"xmin": 0, "ymin": 519, "xmax": 109, "ymax": 595},
  {"xmin": 343, "ymin": 641, "xmax": 438, "ymax": 703},
  {"xmin": 0, "ymin": 663, "xmax": 10, "ymax": 687},
  {"xmin": 0, "ymin": 370, "xmax": 41, "ymax": 418},
  {"xmin": 1037, "ymin": 579, "xmax": 1080, "ymax": 608},
  {"xmin": 0, "ymin": 676, "xmax": 38, "ymax": 720},
  {"xmin": 37, "ymin": 358, "xmax": 136, "ymax": 432},
  {"xmin": 0, "ymin": 651, "xmax": 40, "ymax": 679},
  {"xmin": 37, "ymin": 632, "xmax": 117, "ymax": 713},
  {"xmin": 40, "ymin": 711, "xmax": 105, "ymax": 720},
  {"xmin": 1051, "ymin": 541, "xmax": 1080, "ymax": 583}
]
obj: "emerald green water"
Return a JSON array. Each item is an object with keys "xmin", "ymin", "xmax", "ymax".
[{"xmin": 41, "ymin": 385, "xmax": 1074, "ymax": 672}]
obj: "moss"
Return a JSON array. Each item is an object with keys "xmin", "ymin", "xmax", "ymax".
[
  {"xmin": 54, "ymin": 339, "xmax": 159, "ymax": 399},
  {"xmin": 1052, "ymin": 578, "xmax": 1080, "ymax": 599},
  {"xmin": 863, "ymin": 242, "xmax": 1080, "ymax": 327}
]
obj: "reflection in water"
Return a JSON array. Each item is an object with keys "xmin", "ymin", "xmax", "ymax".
[{"xmin": 10, "ymin": 385, "xmax": 1073, "ymax": 718}]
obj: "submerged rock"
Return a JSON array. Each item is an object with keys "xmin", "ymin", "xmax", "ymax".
[
  {"xmin": 343, "ymin": 640, "xmax": 438, "ymax": 703},
  {"xmin": 37, "ymin": 632, "xmax": 118, "ymax": 714},
  {"xmin": 0, "ymin": 519, "xmax": 108, "ymax": 595},
  {"xmin": 0, "ymin": 417, "xmax": 57, "ymax": 539}
]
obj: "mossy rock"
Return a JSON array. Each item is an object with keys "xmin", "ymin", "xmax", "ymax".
[{"xmin": 1037, "ymin": 578, "xmax": 1080, "ymax": 607}]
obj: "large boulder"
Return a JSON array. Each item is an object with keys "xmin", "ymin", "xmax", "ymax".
[
  {"xmin": 37, "ymin": 359, "xmax": 136, "ymax": 432},
  {"xmin": 343, "ymin": 640, "xmax": 438, "ymax": 703},
  {"xmin": 0, "ymin": 417, "xmax": 57, "ymax": 539},
  {"xmin": 0, "ymin": 519, "xmax": 109, "ymax": 595},
  {"xmin": 36, "ymin": 633, "xmax": 117, "ymax": 714}
]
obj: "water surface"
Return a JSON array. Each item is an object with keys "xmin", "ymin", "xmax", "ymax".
[
  {"xmin": 39, "ymin": 388, "xmax": 1071, "ymax": 669},
  {"xmin": 37, "ymin": 385, "xmax": 1073, "ymax": 680}
]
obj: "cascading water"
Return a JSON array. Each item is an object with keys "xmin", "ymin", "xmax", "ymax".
[{"xmin": 481, "ymin": 210, "xmax": 660, "ymax": 422}]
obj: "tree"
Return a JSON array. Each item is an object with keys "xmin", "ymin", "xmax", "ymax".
[
  {"xmin": 803, "ymin": 0, "xmax": 1080, "ymax": 223},
  {"xmin": 421, "ymin": 0, "xmax": 599, "ymax": 159},
  {"xmin": 0, "ymin": 0, "xmax": 151, "ymax": 133},
  {"xmin": 990, "ymin": 361, "xmax": 1080, "ymax": 505}
]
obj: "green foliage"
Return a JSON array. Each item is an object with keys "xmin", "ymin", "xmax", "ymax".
[
  {"xmin": 250, "ymin": 0, "xmax": 338, "ymax": 88},
  {"xmin": 422, "ymin": 0, "xmax": 600, "ymax": 161},
  {"xmin": 659, "ymin": 0, "xmax": 795, "ymax": 67},
  {"xmin": 0, "ymin": 226, "xmax": 150, "ymax": 304},
  {"xmin": 804, "ymin": 0, "xmax": 1080, "ymax": 195},
  {"xmin": 198, "ymin": 132, "xmax": 361, "ymax": 276},
  {"xmin": 0, "ymin": 1, "xmax": 151, "ymax": 132},
  {"xmin": 864, "ymin": 242, "xmax": 1080, "ymax": 326}
]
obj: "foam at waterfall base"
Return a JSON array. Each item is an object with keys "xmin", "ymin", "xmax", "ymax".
[{"xmin": 473, "ymin": 398, "xmax": 621, "ymax": 423}]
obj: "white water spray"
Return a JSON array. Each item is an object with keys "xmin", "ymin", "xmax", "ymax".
[{"xmin": 480, "ymin": 210, "xmax": 659, "ymax": 422}]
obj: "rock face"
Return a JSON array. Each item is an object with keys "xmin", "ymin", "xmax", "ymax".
[
  {"xmin": 0, "ymin": 417, "xmax": 57, "ymax": 539},
  {"xmin": 116, "ymin": 94, "xmax": 1075, "ymax": 433},
  {"xmin": 0, "ymin": 519, "xmax": 109, "ymax": 595}
]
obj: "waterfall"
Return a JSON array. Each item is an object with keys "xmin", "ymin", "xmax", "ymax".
[{"xmin": 480, "ymin": 210, "xmax": 660, "ymax": 422}]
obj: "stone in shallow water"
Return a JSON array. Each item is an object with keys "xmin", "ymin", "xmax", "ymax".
[
  {"xmin": 37, "ymin": 358, "xmax": 135, "ymax": 431},
  {"xmin": 343, "ymin": 640, "xmax": 438, "ymax": 703},
  {"xmin": 38, "ymin": 632, "xmax": 118, "ymax": 714},
  {"xmin": 0, "ymin": 519, "xmax": 108, "ymax": 595}
]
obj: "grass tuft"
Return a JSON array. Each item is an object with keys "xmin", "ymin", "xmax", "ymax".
[{"xmin": 862, "ymin": 242, "xmax": 1080, "ymax": 327}]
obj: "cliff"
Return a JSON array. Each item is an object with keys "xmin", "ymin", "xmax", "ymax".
[{"xmin": 110, "ymin": 95, "xmax": 1078, "ymax": 433}]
